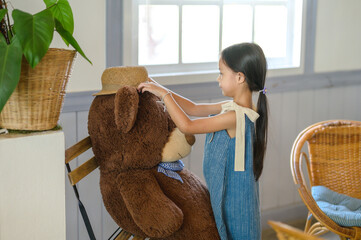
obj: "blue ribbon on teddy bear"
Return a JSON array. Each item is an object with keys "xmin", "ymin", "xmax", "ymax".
[{"xmin": 157, "ymin": 160, "xmax": 184, "ymax": 183}]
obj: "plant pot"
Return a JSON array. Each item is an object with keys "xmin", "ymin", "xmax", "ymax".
[{"xmin": 0, "ymin": 48, "xmax": 77, "ymax": 130}]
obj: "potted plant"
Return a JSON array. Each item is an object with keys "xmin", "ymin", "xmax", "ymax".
[{"xmin": 0, "ymin": 0, "xmax": 92, "ymax": 130}]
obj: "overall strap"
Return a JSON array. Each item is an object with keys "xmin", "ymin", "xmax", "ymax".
[{"xmin": 221, "ymin": 101, "xmax": 259, "ymax": 171}]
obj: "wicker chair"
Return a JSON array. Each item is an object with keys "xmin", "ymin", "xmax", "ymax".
[
  {"xmin": 268, "ymin": 221, "xmax": 325, "ymax": 240},
  {"xmin": 290, "ymin": 120, "xmax": 361, "ymax": 240},
  {"xmin": 65, "ymin": 136, "xmax": 145, "ymax": 240}
]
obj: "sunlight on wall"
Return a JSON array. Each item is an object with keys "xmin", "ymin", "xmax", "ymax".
[{"xmin": 315, "ymin": 0, "xmax": 361, "ymax": 72}]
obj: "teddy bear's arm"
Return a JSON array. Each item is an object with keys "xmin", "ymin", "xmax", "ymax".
[{"xmin": 118, "ymin": 170, "xmax": 183, "ymax": 238}]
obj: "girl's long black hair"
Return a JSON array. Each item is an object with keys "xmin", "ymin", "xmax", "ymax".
[{"xmin": 221, "ymin": 42, "xmax": 268, "ymax": 181}]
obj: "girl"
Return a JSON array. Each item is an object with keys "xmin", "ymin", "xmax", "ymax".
[{"xmin": 138, "ymin": 42, "xmax": 268, "ymax": 240}]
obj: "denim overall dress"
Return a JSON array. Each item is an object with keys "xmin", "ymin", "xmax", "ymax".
[{"xmin": 203, "ymin": 102, "xmax": 261, "ymax": 240}]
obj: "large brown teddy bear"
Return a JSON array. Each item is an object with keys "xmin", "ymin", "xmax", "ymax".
[{"xmin": 88, "ymin": 66, "xmax": 220, "ymax": 239}]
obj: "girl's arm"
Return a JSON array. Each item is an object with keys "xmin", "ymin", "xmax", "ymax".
[
  {"xmin": 171, "ymin": 91, "xmax": 228, "ymax": 117},
  {"xmin": 137, "ymin": 82, "xmax": 236, "ymax": 135},
  {"xmin": 148, "ymin": 78, "xmax": 226, "ymax": 117}
]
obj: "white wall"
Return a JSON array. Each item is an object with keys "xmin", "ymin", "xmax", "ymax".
[
  {"xmin": 314, "ymin": 0, "xmax": 361, "ymax": 72},
  {"xmin": 10, "ymin": 0, "xmax": 105, "ymax": 92}
]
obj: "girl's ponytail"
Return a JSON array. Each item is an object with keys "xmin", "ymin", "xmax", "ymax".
[
  {"xmin": 221, "ymin": 42, "xmax": 268, "ymax": 181},
  {"xmin": 254, "ymin": 92, "xmax": 268, "ymax": 181}
]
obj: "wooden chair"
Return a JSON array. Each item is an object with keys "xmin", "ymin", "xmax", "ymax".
[
  {"xmin": 268, "ymin": 221, "xmax": 325, "ymax": 240},
  {"xmin": 65, "ymin": 136, "xmax": 145, "ymax": 240},
  {"xmin": 290, "ymin": 120, "xmax": 361, "ymax": 240}
]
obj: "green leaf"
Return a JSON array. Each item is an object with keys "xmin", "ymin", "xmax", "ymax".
[
  {"xmin": 51, "ymin": 0, "xmax": 74, "ymax": 34},
  {"xmin": 51, "ymin": 0, "xmax": 74, "ymax": 46},
  {"xmin": 0, "ymin": 33, "xmax": 5, "ymax": 43},
  {"xmin": 43, "ymin": 0, "xmax": 57, "ymax": 7},
  {"xmin": 0, "ymin": 37, "xmax": 23, "ymax": 113},
  {"xmin": 0, "ymin": 9, "xmax": 7, "ymax": 22},
  {"xmin": 44, "ymin": 0, "xmax": 73, "ymax": 46},
  {"xmin": 55, "ymin": 19, "xmax": 92, "ymax": 65},
  {"xmin": 12, "ymin": 9, "xmax": 54, "ymax": 68}
]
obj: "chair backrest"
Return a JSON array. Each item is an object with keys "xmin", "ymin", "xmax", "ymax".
[
  {"xmin": 65, "ymin": 136, "xmax": 98, "ymax": 186},
  {"xmin": 291, "ymin": 120, "xmax": 361, "ymax": 199},
  {"xmin": 65, "ymin": 136, "xmax": 144, "ymax": 240},
  {"xmin": 268, "ymin": 221, "xmax": 325, "ymax": 240}
]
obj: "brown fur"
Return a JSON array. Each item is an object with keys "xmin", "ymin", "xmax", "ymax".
[{"xmin": 88, "ymin": 86, "xmax": 220, "ymax": 239}]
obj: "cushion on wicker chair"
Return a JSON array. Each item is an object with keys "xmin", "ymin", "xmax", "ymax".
[{"xmin": 312, "ymin": 186, "xmax": 361, "ymax": 227}]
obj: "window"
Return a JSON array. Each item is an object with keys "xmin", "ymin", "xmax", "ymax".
[{"xmin": 123, "ymin": 0, "xmax": 305, "ymax": 81}]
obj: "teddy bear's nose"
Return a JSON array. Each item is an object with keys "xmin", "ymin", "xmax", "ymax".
[{"xmin": 185, "ymin": 134, "xmax": 196, "ymax": 146}]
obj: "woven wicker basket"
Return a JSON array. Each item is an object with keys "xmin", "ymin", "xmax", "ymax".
[{"xmin": 0, "ymin": 48, "xmax": 76, "ymax": 130}]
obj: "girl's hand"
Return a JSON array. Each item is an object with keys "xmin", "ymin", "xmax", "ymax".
[
  {"xmin": 147, "ymin": 77, "xmax": 158, "ymax": 84},
  {"xmin": 137, "ymin": 78, "xmax": 169, "ymax": 99}
]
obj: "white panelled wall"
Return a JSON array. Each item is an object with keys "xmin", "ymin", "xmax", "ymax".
[{"xmin": 60, "ymin": 83, "xmax": 361, "ymax": 239}]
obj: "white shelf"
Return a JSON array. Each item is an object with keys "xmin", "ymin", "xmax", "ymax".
[{"xmin": 0, "ymin": 131, "xmax": 66, "ymax": 240}]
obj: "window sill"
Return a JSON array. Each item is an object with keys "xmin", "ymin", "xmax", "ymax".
[
  {"xmin": 151, "ymin": 66, "xmax": 305, "ymax": 86},
  {"xmin": 150, "ymin": 70, "xmax": 219, "ymax": 85}
]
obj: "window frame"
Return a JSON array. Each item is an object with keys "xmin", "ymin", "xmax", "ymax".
[{"xmin": 122, "ymin": 0, "xmax": 307, "ymax": 85}]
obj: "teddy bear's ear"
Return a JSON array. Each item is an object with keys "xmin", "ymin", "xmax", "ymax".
[{"xmin": 114, "ymin": 86, "xmax": 139, "ymax": 133}]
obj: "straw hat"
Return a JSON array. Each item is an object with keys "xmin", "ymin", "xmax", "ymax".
[{"xmin": 93, "ymin": 66, "xmax": 148, "ymax": 96}]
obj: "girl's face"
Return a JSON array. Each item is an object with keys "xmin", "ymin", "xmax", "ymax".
[{"xmin": 217, "ymin": 58, "xmax": 239, "ymax": 97}]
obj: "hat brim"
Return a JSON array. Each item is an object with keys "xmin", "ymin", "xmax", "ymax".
[
  {"xmin": 93, "ymin": 66, "xmax": 149, "ymax": 96},
  {"xmin": 92, "ymin": 90, "xmax": 118, "ymax": 96}
]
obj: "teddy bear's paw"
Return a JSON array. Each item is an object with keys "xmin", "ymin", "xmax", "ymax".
[{"xmin": 135, "ymin": 206, "xmax": 184, "ymax": 238}]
